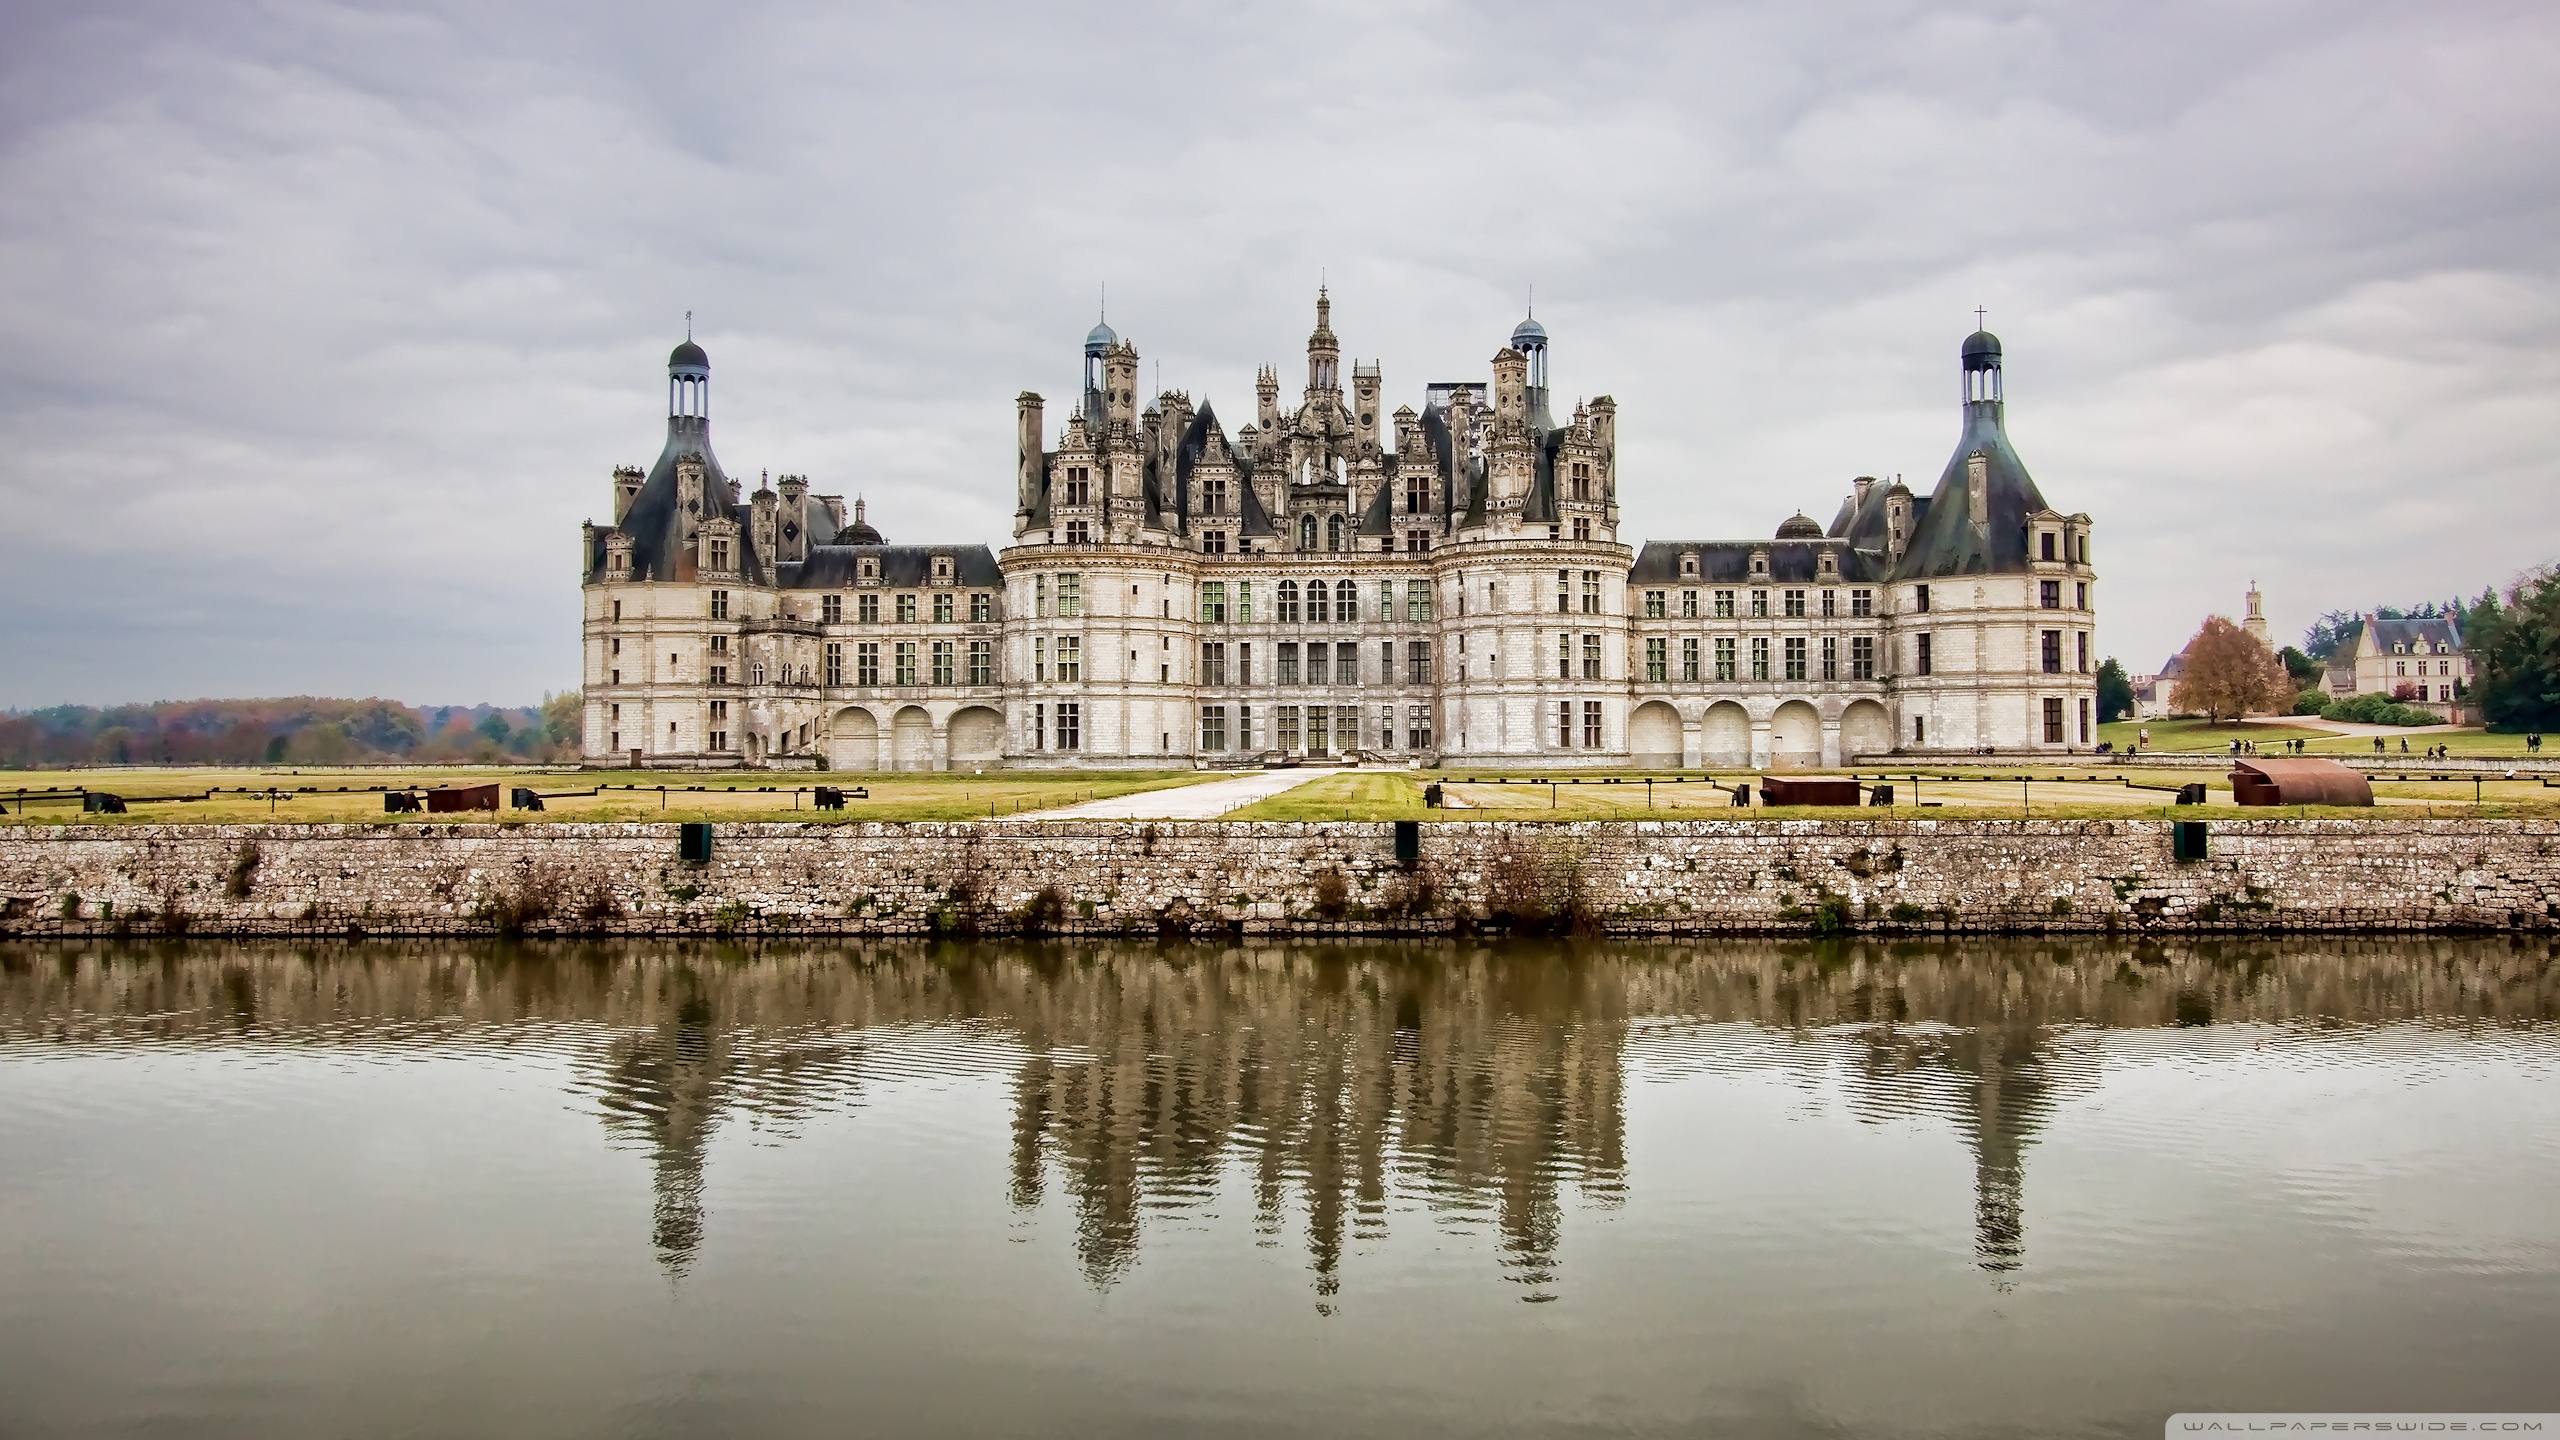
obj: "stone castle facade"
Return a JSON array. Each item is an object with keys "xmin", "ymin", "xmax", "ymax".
[{"xmin": 581, "ymin": 297, "xmax": 2097, "ymax": 769}]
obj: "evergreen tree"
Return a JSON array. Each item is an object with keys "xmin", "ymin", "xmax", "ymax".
[
  {"xmin": 2095, "ymin": 657, "xmax": 2135, "ymax": 723},
  {"xmin": 2468, "ymin": 569, "xmax": 2560, "ymax": 732}
]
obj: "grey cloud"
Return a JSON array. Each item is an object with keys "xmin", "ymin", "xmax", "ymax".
[{"xmin": 1, "ymin": 0, "xmax": 2554, "ymax": 703}]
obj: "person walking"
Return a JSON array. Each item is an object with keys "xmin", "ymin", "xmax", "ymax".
[{"xmin": 2139, "ymin": 726, "xmax": 2150, "ymax": 750}]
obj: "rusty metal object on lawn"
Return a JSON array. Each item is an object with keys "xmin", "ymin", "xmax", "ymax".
[
  {"xmin": 425, "ymin": 784, "xmax": 500, "ymax": 813},
  {"xmin": 1759, "ymin": 775, "xmax": 1861, "ymax": 807},
  {"xmin": 2228, "ymin": 758, "xmax": 2373, "ymax": 807}
]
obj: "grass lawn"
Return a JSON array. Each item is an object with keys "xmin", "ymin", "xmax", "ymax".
[
  {"xmin": 0, "ymin": 766, "xmax": 1212, "ymax": 825},
  {"xmin": 2101, "ymin": 717, "xmax": 2546, "ymax": 757}
]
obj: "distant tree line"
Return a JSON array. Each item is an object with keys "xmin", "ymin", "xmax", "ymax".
[{"xmin": 0, "ymin": 693, "xmax": 585, "ymax": 768}]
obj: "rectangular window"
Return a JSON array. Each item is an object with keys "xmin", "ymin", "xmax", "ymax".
[
  {"xmin": 1716, "ymin": 637, "xmax": 1736, "ymax": 682},
  {"xmin": 857, "ymin": 642, "xmax": 880, "ymax": 686},
  {"xmin": 1057, "ymin": 636, "xmax": 1081, "ymax": 682},
  {"xmin": 1407, "ymin": 579, "xmax": 1433, "ymax": 622},
  {"xmin": 1557, "ymin": 633, "xmax": 1572, "ymax": 680},
  {"xmin": 2043, "ymin": 697, "xmax": 2065, "ymax": 744},
  {"xmin": 1201, "ymin": 581, "xmax": 1227, "ymax": 623},
  {"xmin": 1033, "ymin": 636, "xmax": 1045, "ymax": 682},
  {"xmin": 968, "ymin": 639, "xmax": 992, "ymax": 685},
  {"xmin": 1784, "ymin": 589, "xmax": 1806, "ymax": 618},
  {"xmin": 859, "ymin": 593, "xmax": 880, "ymax": 624},
  {"xmin": 1201, "ymin": 706, "xmax": 1227, "ymax": 752},
  {"xmin": 1407, "ymin": 705, "xmax": 1432, "ymax": 750},
  {"xmin": 1034, "ymin": 575, "xmax": 1048, "ymax": 619},
  {"xmin": 1237, "ymin": 643, "xmax": 1252, "ymax": 684},
  {"xmin": 2078, "ymin": 697, "xmax": 2091, "ymax": 744},
  {"xmin": 1237, "ymin": 705, "xmax": 1254, "ymax": 750},
  {"xmin": 1851, "ymin": 635, "xmax": 1875, "ymax": 681},
  {"xmin": 1557, "ymin": 701, "xmax": 1574, "ymax": 749},
  {"xmin": 1582, "ymin": 701, "xmax": 1603, "ymax": 750},
  {"xmin": 1784, "ymin": 637, "xmax": 1807, "ymax": 682},
  {"xmin": 1644, "ymin": 590, "xmax": 1666, "ymax": 619},
  {"xmin": 2076, "ymin": 631, "xmax": 2088, "ymax": 674},
  {"xmin": 1380, "ymin": 580, "xmax": 1396, "ymax": 622},
  {"xmin": 1336, "ymin": 586, "xmax": 1358, "ymax": 624},
  {"xmin": 1338, "ymin": 642, "xmax": 1361, "ymax": 686},
  {"xmin": 709, "ymin": 665, "xmax": 728, "ymax": 686},
  {"xmin": 931, "ymin": 641, "xmax": 954, "ymax": 686},
  {"xmin": 2040, "ymin": 531, "xmax": 2057, "ymax": 562},
  {"xmin": 1406, "ymin": 475, "xmax": 1429, "ymax": 514},
  {"xmin": 2041, "ymin": 580, "xmax": 2061, "ymax": 610},
  {"xmin": 1645, "ymin": 636, "xmax": 1667, "ymax": 682},
  {"xmin": 1337, "ymin": 705, "xmax": 1360, "ymax": 752},
  {"xmin": 1821, "ymin": 589, "xmax": 1836, "ymax": 618},
  {"xmin": 1557, "ymin": 570, "xmax": 1572, "ymax": 613},
  {"xmin": 2041, "ymin": 630, "xmax": 2062, "ymax": 675},
  {"xmin": 1683, "ymin": 637, "xmax": 1700, "ymax": 682},
  {"xmin": 1581, "ymin": 633, "xmax": 1602, "ymax": 680},
  {"xmin": 2074, "ymin": 583, "xmax": 2087, "ymax": 611},
  {"xmin": 1235, "ymin": 583, "xmax": 1252, "ymax": 622},
  {"xmin": 895, "ymin": 641, "xmax": 918, "ymax": 686},
  {"xmin": 1308, "ymin": 706, "xmax": 1331, "ymax": 756},
  {"xmin": 1279, "ymin": 642, "xmax": 1300, "ymax": 686},
  {"xmin": 930, "ymin": 593, "xmax": 951, "ymax": 623},
  {"xmin": 1309, "ymin": 643, "xmax": 1332, "ymax": 685},
  {"xmin": 1407, "ymin": 641, "xmax": 1432, "ymax": 685},
  {"xmin": 1057, "ymin": 575, "xmax": 1082, "ymax": 617},
  {"xmin": 825, "ymin": 642, "xmax": 844, "ymax": 686},
  {"xmin": 1914, "ymin": 584, "xmax": 1931, "ymax": 613},
  {"xmin": 897, "ymin": 594, "xmax": 917, "ymax": 624},
  {"xmin": 1582, "ymin": 571, "xmax": 1601, "ymax": 613},
  {"xmin": 1056, "ymin": 702, "xmax": 1081, "ymax": 751},
  {"xmin": 822, "ymin": 594, "xmax": 843, "ymax": 623},
  {"xmin": 710, "ymin": 589, "xmax": 730, "ymax": 620},
  {"xmin": 709, "ymin": 538, "xmax": 730, "ymax": 571},
  {"xmin": 1202, "ymin": 641, "xmax": 1226, "ymax": 686},
  {"xmin": 1202, "ymin": 531, "xmax": 1227, "ymax": 556},
  {"xmin": 1752, "ymin": 637, "xmax": 1770, "ymax": 682},
  {"xmin": 1820, "ymin": 636, "xmax": 1838, "ymax": 681},
  {"xmin": 1715, "ymin": 589, "xmax": 1736, "ymax": 619},
  {"xmin": 1913, "ymin": 715, "xmax": 1925, "ymax": 745},
  {"xmin": 1062, "ymin": 466, "xmax": 1091, "ymax": 505},
  {"xmin": 1916, "ymin": 633, "xmax": 1932, "ymax": 676},
  {"xmin": 1032, "ymin": 703, "xmax": 1045, "ymax": 749},
  {"xmin": 1752, "ymin": 590, "xmax": 1770, "ymax": 618},
  {"xmin": 972, "ymin": 592, "xmax": 993, "ymax": 622},
  {"xmin": 1851, "ymin": 588, "xmax": 1872, "ymax": 617},
  {"xmin": 1682, "ymin": 589, "xmax": 1699, "ymax": 619},
  {"xmin": 1278, "ymin": 706, "xmax": 1300, "ymax": 752}
]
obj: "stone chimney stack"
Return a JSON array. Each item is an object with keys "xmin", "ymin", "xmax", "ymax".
[{"xmin": 1015, "ymin": 392, "xmax": 1045, "ymax": 527}]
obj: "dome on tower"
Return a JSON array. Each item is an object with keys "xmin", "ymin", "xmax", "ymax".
[
  {"xmin": 1776, "ymin": 512, "xmax": 1824, "ymax": 540},
  {"xmin": 1084, "ymin": 320, "xmax": 1118, "ymax": 356},
  {"xmin": 669, "ymin": 339, "xmax": 708, "ymax": 370},
  {"xmin": 1510, "ymin": 316, "xmax": 1547, "ymax": 349},
  {"xmin": 1961, "ymin": 329, "xmax": 2002, "ymax": 365}
]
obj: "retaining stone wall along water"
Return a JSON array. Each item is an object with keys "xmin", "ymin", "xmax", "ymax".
[{"xmin": 1, "ymin": 820, "xmax": 2555, "ymax": 939}]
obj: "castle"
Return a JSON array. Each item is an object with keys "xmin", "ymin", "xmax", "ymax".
[{"xmin": 581, "ymin": 296, "xmax": 2097, "ymax": 769}]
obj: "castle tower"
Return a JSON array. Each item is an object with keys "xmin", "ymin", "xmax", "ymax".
[
  {"xmin": 1305, "ymin": 288, "xmax": 1340, "ymax": 399},
  {"xmin": 1082, "ymin": 318, "xmax": 1117, "ymax": 428},
  {"xmin": 2244, "ymin": 582, "xmax": 2270, "ymax": 649}
]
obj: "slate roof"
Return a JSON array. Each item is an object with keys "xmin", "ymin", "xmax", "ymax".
[
  {"xmin": 1628, "ymin": 541, "xmax": 1887, "ymax": 585},
  {"xmin": 783, "ymin": 545, "xmax": 1001, "ymax": 590},
  {"xmin": 1893, "ymin": 393, "xmax": 2051, "ymax": 579},
  {"xmin": 591, "ymin": 412, "xmax": 757, "ymax": 584},
  {"xmin": 2363, "ymin": 616, "xmax": 2462, "ymax": 654}
]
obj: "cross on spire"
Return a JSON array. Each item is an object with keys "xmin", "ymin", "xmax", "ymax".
[
  {"xmin": 686, "ymin": 310, "xmax": 692, "ymax": 339},
  {"xmin": 1973, "ymin": 305, "xmax": 1987, "ymax": 330}
]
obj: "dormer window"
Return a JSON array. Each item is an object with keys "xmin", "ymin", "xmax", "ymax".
[
  {"xmin": 1819, "ymin": 552, "xmax": 1837, "ymax": 577},
  {"xmin": 2393, "ymin": 644, "xmax": 2405, "ymax": 654},
  {"xmin": 932, "ymin": 555, "xmax": 953, "ymax": 585},
  {"xmin": 1680, "ymin": 553, "xmax": 1698, "ymax": 577},
  {"xmin": 1749, "ymin": 551, "xmax": 1768, "ymax": 577},
  {"xmin": 859, "ymin": 558, "xmax": 878, "ymax": 583}
]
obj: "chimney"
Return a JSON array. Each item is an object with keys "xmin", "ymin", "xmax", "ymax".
[{"xmin": 1015, "ymin": 392, "xmax": 1045, "ymax": 525}]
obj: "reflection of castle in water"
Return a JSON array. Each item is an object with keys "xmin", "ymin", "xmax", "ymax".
[{"xmin": 7, "ymin": 939, "xmax": 2553, "ymax": 1287}]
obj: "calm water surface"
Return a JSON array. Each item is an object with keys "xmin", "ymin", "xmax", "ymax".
[{"xmin": 2, "ymin": 938, "xmax": 2556, "ymax": 1438}]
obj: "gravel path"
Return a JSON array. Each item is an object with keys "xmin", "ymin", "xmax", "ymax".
[{"xmin": 1021, "ymin": 766, "xmax": 1347, "ymax": 820}]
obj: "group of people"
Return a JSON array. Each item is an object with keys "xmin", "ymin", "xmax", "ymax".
[{"xmin": 2228, "ymin": 738, "xmax": 2312, "ymax": 756}]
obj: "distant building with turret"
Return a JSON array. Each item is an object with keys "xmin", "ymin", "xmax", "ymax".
[{"xmin": 580, "ymin": 299, "xmax": 2098, "ymax": 768}]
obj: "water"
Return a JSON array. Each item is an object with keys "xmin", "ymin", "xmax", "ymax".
[{"xmin": 2, "ymin": 939, "xmax": 2555, "ymax": 1438}]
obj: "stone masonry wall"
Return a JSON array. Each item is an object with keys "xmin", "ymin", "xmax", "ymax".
[{"xmin": 2, "ymin": 820, "xmax": 2555, "ymax": 939}]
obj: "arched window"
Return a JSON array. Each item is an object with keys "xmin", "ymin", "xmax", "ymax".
[
  {"xmin": 1304, "ymin": 580, "xmax": 1327, "ymax": 623},
  {"xmin": 1335, "ymin": 580, "xmax": 1357, "ymax": 623},
  {"xmin": 1278, "ymin": 580, "xmax": 1300, "ymax": 624},
  {"xmin": 1326, "ymin": 514, "xmax": 1344, "ymax": 551},
  {"xmin": 1299, "ymin": 514, "xmax": 1317, "ymax": 550},
  {"xmin": 751, "ymin": 663, "xmax": 765, "ymax": 686}
]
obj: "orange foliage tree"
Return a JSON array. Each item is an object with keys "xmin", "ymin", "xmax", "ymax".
[{"xmin": 2170, "ymin": 616, "xmax": 2293, "ymax": 724}]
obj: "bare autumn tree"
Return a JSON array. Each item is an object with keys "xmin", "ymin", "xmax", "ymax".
[{"xmin": 2170, "ymin": 615, "xmax": 2293, "ymax": 724}]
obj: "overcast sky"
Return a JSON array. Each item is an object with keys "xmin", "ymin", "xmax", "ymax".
[{"xmin": 3, "ymin": 0, "xmax": 2555, "ymax": 707}]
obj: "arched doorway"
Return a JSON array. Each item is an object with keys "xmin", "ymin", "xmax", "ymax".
[
  {"xmin": 948, "ymin": 706, "xmax": 1004, "ymax": 768},
  {"xmin": 1840, "ymin": 700, "xmax": 1893, "ymax": 761},
  {"xmin": 1770, "ymin": 700, "xmax": 1822, "ymax": 769},
  {"xmin": 892, "ymin": 706, "xmax": 933, "ymax": 771},
  {"xmin": 1629, "ymin": 701, "xmax": 1681, "ymax": 767},
  {"xmin": 1701, "ymin": 702, "xmax": 1751, "ymax": 766},
  {"xmin": 829, "ymin": 707, "xmax": 878, "ymax": 773}
]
